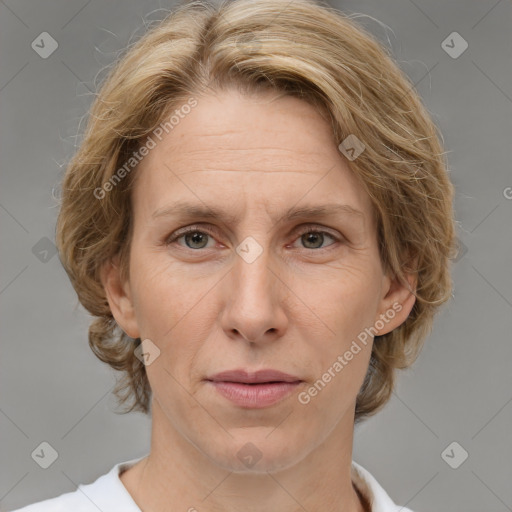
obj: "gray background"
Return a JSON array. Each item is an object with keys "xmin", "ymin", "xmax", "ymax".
[{"xmin": 1, "ymin": 0, "xmax": 511, "ymax": 511}]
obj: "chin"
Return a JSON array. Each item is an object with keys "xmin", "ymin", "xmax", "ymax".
[{"xmin": 203, "ymin": 430, "xmax": 311, "ymax": 474}]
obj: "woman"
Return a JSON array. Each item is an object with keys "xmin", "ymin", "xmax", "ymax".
[{"xmin": 12, "ymin": 0, "xmax": 456, "ymax": 510}]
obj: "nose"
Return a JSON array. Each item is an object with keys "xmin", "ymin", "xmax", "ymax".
[{"xmin": 220, "ymin": 248, "xmax": 289, "ymax": 344}]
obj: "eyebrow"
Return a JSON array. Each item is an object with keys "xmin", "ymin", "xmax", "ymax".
[{"xmin": 151, "ymin": 201, "xmax": 364, "ymax": 226}]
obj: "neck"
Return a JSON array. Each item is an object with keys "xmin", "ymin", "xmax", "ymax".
[{"xmin": 121, "ymin": 399, "xmax": 367, "ymax": 512}]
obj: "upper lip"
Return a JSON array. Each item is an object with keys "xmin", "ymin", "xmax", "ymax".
[{"xmin": 206, "ymin": 369, "xmax": 302, "ymax": 384}]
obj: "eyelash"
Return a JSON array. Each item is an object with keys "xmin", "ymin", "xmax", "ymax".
[{"xmin": 165, "ymin": 225, "xmax": 342, "ymax": 251}]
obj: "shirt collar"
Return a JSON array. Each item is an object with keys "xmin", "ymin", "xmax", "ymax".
[
  {"xmin": 351, "ymin": 461, "xmax": 411, "ymax": 512},
  {"xmin": 94, "ymin": 455, "xmax": 408, "ymax": 512}
]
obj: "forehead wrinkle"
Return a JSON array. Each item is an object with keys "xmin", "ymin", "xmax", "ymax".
[
  {"xmin": 168, "ymin": 147, "xmax": 319, "ymax": 157},
  {"xmin": 173, "ymin": 168, "xmax": 320, "ymax": 175},
  {"xmin": 158, "ymin": 156, "xmax": 331, "ymax": 178},
  {"xmin": 161, "ymin": 152, "xmax": 327, "ymax": 173},
  {"xmin": 164, "ymin": 138, "xmax": 325, "ymax": 158}
]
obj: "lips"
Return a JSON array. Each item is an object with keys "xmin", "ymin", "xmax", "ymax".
[
  {"xmin": 205, "ymin": 369, "xmax": 303, "ymax": 408},
  {"xmin": 206, "ymin": 369, "xmax": 302, "ymax": 384}
]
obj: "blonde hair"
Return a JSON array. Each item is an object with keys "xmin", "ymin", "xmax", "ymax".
[{"xmin": 56, "ymin": 0, "xmax": 457, "ymax": 422}]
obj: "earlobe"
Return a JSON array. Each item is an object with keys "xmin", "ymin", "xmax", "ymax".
[
  {"xmin": 100, "ymin": 257, "xmax": 140, "ymax": 339},
  {"xmin": 374, "ymin": 269, "xmax": 417, "ymax": 337}
]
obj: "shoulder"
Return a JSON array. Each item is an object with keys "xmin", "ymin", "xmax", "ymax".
[
  {"xmin": 9, "ymin": 488, "xmax": 92, "ymax": 512},
  {"xmin": 9, "ymin": 456, "xmax": 146, "ymax": 512}
]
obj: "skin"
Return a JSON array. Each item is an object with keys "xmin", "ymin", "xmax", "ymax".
[{"xmin": 101, "ymin": 87, "xmax": 416, "ymax": 512}]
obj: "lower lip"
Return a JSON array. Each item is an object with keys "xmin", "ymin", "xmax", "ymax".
[{"xmin": 207, "ymin": 381, "xmax": 302, "ymax": 408}]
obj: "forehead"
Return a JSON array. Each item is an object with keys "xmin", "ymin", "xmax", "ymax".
[
  {"xmin": 132, "ymin": 88, "xmax": 374, "ymax": 226},
  {"xmin": 152, "ymin": 89, "xmax": 335, "ymax": 165}
]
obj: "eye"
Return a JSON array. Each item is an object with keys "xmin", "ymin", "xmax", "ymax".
[
  {"xmin": 166, "ymin": 227, "xmax": 217, "ymax": 250},
  {"xmin": 291, "ymin": 227, "xmax": 340, "ymax": 250},
  {"xmin": 165, "ymin": 225, "xmax": 341, "ymax": 251}
]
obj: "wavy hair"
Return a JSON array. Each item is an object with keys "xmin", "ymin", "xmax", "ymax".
[{"xmin": 55, "ymin": 0, "xmax": 457, "ymax": 423}]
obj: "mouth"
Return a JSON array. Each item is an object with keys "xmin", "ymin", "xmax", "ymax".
[
  {"xmin": 205, "ymin": 369, "xmax": 303, "ymax": 408},
  {"xmin": 207, "ymin": 368, "xmax": 302, "ymax": 384}
]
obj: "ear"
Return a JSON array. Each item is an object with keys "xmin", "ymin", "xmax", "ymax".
[
  {"xmin": 100, "ymin": 255, "xmax": 140, "ymax": 339},
  {"xmin": 373, "ymin": 263, "xmax": 417, "ymax": 337}
]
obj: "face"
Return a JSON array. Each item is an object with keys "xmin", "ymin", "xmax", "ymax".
[{"xmin": 103, "ymin": 87, "xmax": 415, "ymax": 473}]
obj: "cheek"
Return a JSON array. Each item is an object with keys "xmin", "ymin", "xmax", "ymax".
[
  {"xmin": 130, "ymin": 254, "xmax": 219, "ymax": 377},
  {"xmin": 297, "ymin": 270, "xmax": 379, "ymax": 418},
  {"xmin": 295, "ymin": 257, "xmax": 382, "ymax": 336},
  {"xmin": 295, "ymin": 260, "xmax": 382, "ymax": 388},
  {"xmin": 129, "ymin": 250, "xmax": 201, "ymax": 334}
]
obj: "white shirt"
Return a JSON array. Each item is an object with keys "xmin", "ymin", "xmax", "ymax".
[{"xmin": 10, "ymin": 455, "xmax": 414, "ymax": 512}]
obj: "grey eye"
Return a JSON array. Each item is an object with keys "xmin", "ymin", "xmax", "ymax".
[
  {"xmin": 183, "ymin": 231, "xmax": 210, "ymax": 249},
  {"xmin": 301, "ymin": 232, "xmax": 326, "ymax": 249}
]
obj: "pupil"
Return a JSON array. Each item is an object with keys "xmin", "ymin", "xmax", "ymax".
[
  {"xmin": 304, "ymin": 232, "xmax": 322, "ymax": 248},
  {"xmin": 186, "ymin": 232, "xmax": 207, "ymax": 248}
]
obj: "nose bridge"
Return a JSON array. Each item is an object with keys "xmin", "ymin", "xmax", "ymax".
[
  {"xmin": 231, "ymin": 210, "xmax": 276, "ymax": 301},
  {"xmin": 222, "ymin": 240, "xmax": 287, "ymax": 342},
  {"xmin": 233, "ymin": 244, "xmax": 274, "ymax": 311}
]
